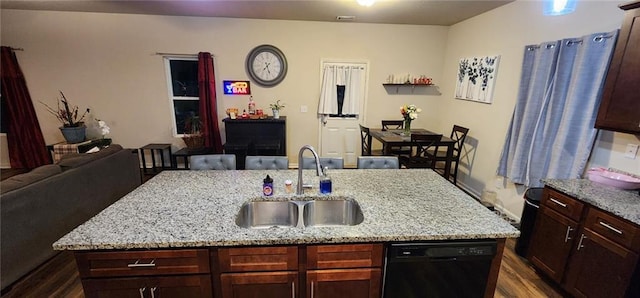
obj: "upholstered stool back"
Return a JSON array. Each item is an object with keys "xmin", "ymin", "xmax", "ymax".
[
  {"xmin": 357, "ymin": 156, "xmax": 399, "ymax": 169},
  {"xmin": 302, "ymin": 157, "xmax": 344, "ymax": 169},
  {"xmin": 245, "ymin": 156, "xmax": 289, "ymax": 170},
  {"xmin": 189, "ymin": 154, "xmax": 236, "ymax": 170}
]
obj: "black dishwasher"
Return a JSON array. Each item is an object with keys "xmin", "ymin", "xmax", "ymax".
[{"xmin": 383, "ymin": 240, "xmax": 497, "ymax": 298}]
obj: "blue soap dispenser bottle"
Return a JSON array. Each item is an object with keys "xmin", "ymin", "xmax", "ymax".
[{"xmin": 319, "ymin": 166, "xmax": 332, "ymax": 194}]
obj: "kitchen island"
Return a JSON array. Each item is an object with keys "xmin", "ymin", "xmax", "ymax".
[{"xmin": 55, "ymin": 169, "xmax": 519, "ymax": 297}]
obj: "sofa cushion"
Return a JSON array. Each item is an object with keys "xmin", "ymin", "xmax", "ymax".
[
  {"xmin": 0, "ymin": 164, "xmax": 62, "ymax": 194},
  {"xmin": 57, "ymin": 144, "xmax": 123, "ymax": 170}
]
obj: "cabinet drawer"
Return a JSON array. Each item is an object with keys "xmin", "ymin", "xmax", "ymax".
[
  {"xmin": 585, "ymin": 208, "xmax": 640, "ymax": 252},
  {"xmin": 75, "ymin": 249, "xmax": 210, "ymax": 278},
  {"xmin": 307, "ymin": 244, "xmax": 383, "ymax": 269},
  {"xmin": 81, "ymin": 274, "xmax": 213, "ymax": 298},
  {"xmin": 218, "ymin": 246, "xmax": 298, "ymax": 272},
  {"xmin": 542, "ymin": 188, "xmax": 584, "ymax": 221}
]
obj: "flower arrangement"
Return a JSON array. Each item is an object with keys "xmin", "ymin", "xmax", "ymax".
[
  {"xmin": 269, "ymin": 100, "xmax": 285, "ymax": 110},
  {"xmin": 400, "ymin": 104, "xmax": 421, "ymax": 121},
  {"xmin": 98, "ymin": 120, "xmax": 110, "ymax": 137},
  {"xmin": 400, "ymin": 104, "xmax": 421, "ymax": 135},
  {"xmin": 40, "ymin": 91, "xmax": 88, "ymax": 127}
]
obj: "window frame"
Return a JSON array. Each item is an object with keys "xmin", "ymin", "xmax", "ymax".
[{"xmin": 163, "ymin": 56, "xmax": 199, "ymax": 137}]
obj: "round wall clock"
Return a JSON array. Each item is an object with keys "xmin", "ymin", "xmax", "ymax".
[{"xmin": 245, "ymin": 44, "xmax": 288, "ymax": 87}]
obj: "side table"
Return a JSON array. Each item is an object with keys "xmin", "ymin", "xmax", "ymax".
[{"xmin": 140, "ymin": 143, "xmax": 172, "ymax": 175}]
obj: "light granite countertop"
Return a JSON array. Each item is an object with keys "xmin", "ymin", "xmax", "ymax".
[
  {"xmin": 543, "ymin": 179, "xmax": 640, "ymax": 225},
  {"xmin": 54, "ymin": 169, "xmax": 519, "ymax": 250}
]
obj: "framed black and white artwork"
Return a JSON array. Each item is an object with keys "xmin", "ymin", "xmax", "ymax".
[{"xmin": 455, "ymin": 55, "xmax": 500, "ymax": 103}]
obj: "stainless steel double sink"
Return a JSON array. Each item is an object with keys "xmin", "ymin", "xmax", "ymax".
[{"xmin": 236, "ymin": 198, "xmax": 364, "ymax": 228}]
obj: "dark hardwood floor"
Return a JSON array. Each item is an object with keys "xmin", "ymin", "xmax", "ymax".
[{"xmin": 1, "ymin": 238, "xmax": 563, "ymax": 298}]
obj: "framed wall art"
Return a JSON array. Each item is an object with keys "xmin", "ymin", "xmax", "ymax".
[{"xmin": 455, "ymin": 55, "xmax": 500, "ymax": 103}]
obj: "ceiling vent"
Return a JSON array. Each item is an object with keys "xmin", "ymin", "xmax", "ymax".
[{"xmin": 336, "ymin": 16, "xmax": 356, "ymax": 21}]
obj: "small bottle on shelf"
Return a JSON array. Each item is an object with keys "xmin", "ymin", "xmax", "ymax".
[{"xmin": 248, "ymin": 96, "xmax": 256, "ymax": 115}]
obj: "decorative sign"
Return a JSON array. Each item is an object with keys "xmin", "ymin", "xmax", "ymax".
[
  {"xmin": 455, "ymin": 55, "xmax": 500, "ymax": 104},
  {"xmin": 223, "ymin": 80, "xmax": 251, "ymax": 95}
]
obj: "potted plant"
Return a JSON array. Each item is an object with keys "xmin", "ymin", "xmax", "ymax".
[
  {"xmin": 269, "ymin": 100, "xmax": 285, "ymax": 119},
  {"xmin": 182, "ymin": 115, "xmax": 205, "ymax": 150},
  {"xmin": 41, "ymin": 91, "xmax": 89, "ymax": 143}
]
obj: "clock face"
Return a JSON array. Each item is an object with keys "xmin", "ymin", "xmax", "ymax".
[{"xmin": 246, "ymin": 45, "xmax": 287, "ymax": 87}]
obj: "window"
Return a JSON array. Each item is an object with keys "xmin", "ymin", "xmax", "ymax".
[{"xmin": 164, "ymin": 57, "xmax": 199, "ymax": 135}]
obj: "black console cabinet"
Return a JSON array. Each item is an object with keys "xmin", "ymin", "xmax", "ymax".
[{"xmin": 223, "ymin": 117, "xmax": 286, "ymax": 169}]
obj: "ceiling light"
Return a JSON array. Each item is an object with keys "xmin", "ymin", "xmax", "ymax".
[
  {"xmin": 544, "ymin": 0, "xmax": 577, "ymax": 16},
  {"xmin": 357, "ymin": 0, "xmax": 376, "ymax": 7}
]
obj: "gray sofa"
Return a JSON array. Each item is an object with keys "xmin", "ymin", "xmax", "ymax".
[{"xmin": 0, "ymin": 145, "xmax": 142, "ymax": 291}]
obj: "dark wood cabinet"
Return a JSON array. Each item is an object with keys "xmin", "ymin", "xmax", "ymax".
[
  {"xmin": 528, "ymin": 206, "xmax": 579, "ymax": 283},
  {"xmin": 215, "ymin": 244, "xmax": 383, "ymax": 298},
  {"xmin": 75, "ymin": 249, "xmax": 212, "ymax": 298},
  {"xmin": 82, "ymin": 275, "xmax": 213, "ymax": 298},
  {"xmin": 563, "ymin": 228, "xmax": 638, "ymax": 298},
  {"xmin": 220, "ymin": 271, "xmax": 298, "ymax": 298},
  {"xmin": 306, "ymin": 244, "xmax": 383, "ymax": 298},
  {"xmin": 595, "ymin": 1, "xmax": 640, "ymax": 134},
  {"xmin": 307, "ymin": 268, "xmax": 381, "ymax": 298},
  {"xmin": 223, "ymin": 117, "xmax": 286, "ymax": 169},
  {"xmin": 529, "ymin": 187, "xmax": 640, "ymax": 297}
]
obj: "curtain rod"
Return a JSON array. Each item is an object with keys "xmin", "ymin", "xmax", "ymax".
[
  {"xmin": 11, "ymin": 47, "xmax": 24, "ymax": 51},
  {"xmin": 155, "ymin": 52, "xmax": 203, "ymax": 57}
]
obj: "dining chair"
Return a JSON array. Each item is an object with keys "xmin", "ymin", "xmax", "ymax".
[
  {"xmin": 381, "ymin": 120, "xmax": 404, "ymax": 130},
  {"xmin": 189, "ymin": 154, "xmax": 236, "ymax": 170},
  {"xmin": 359, "ymin": 124, "xmax": 373, "ymax": 156},
  {"xmin": 399, "ymin": 134, "xmax": 442, "ymax": 169},
  {"xmin": 245, "ymin": 156, "xmax": 289, "ymax": 170},
  {"xmin": 357, "ymin": 156, "xmax": 399, "ymax": 169},
  {"xmin": 359, "ymin": 124, "xmax": 383, "ymax": 157},
  {"xmin": 427, "ymin": 125, "xmax": 469, "ymax": 184},
  {"xmin": 381, "ymin": 120, "xmax": 411, "ymax": 156},
  {"xmin": 302, "ymin": 157, "xmax": 344, "ymax": 169}
]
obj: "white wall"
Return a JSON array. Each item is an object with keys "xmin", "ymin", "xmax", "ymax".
[
  {"xmin": 0, "ymin": 9, "xmax": 448, "ymax": 166},
  {"xmin": 438, "ymin": 0, "xmax": 640, "ymax": 220}
]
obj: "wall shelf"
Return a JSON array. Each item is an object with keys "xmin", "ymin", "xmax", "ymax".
[{"xmin": 382, "ymin": 83, "xmax": 435, "ymax": 93}]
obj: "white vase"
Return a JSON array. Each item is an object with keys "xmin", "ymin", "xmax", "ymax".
[{"xmin": 272, "ymin": 109, "xmax": 280, "ymax": 119}]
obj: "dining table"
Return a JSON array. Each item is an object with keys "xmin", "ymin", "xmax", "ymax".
[{"xmin": 369, "ymin": 128, "xmax": 456, "ymax": 178}]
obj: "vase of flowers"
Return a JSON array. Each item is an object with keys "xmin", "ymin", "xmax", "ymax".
[
  {"xmin": 400, "ymin": 104, "xmax": 421, "ymax": 136},
  {"xmin": 269, "ymin": 100, "xmax": 285, "ymax": 119},
  {"xmin": 41, "ymin": 91, "xmax": 89, "ymax": 143}
]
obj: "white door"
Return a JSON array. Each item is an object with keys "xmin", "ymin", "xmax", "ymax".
[
  {"xmin": 320, "ymin": 118, "xmax": 360, "ymax": 167},
  {"xmin": 318, "ymin": 61, "xmax": 368, "ymax": 168}
]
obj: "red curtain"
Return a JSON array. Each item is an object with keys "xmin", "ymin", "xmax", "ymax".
[
  {"xmin": 198, "ymin": 52, "xmax": 223, "ymax": 153},
  {"xmin": 1, "ymin": 46, "xmax": 52, "ymax": 168}
]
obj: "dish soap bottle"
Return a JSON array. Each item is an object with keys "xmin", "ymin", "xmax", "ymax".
[
  {"xmin": 319, "ymin": 167, "xmax": 332, "ymax": 194},
  {"xmin": 248, "ymin": 96, "xmax": 256, "ymax": 115},
  {"xmin": 263, "ymin": 175, "xmax": 274, "ymax": 196}
]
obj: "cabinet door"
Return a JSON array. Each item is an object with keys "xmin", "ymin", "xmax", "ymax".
[
  {"xmin": 220, "ymin": 271, "xmax": 298, "ymax": 298},
  {"xmin": 528, "ymin": 206, "xmax": 579, "ymax": 283},
  {"xmin": 307, "ymin": 268, "xmax": 381, "ymax": 298},
  {"xmin": 595, "ymin": 3, "xmax": 640, "ymax": 134},
  {"xmin": 82, "ymin": 275, "xmax": 213, "ymax": 298},
  {"xmin": 563, "ymin": 228, "xmax": 639, "ymax": 298}
]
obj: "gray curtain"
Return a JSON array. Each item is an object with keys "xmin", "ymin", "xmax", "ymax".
[{"xmin": 497, "ymin": 30, "xmax": 618, "ymax": 187}]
